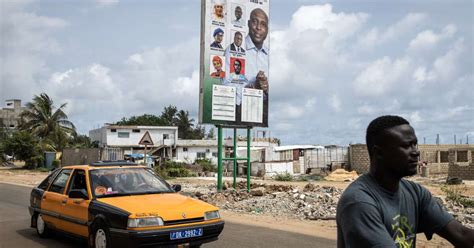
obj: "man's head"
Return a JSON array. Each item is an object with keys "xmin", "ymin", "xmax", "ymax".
[
  {"xmin": 248, "ymin": 8, "xmax": 268, "ymax": 49},
  {"xmin": 366, "ymin": 115, "xmax": 420, "ymax": 178},
  {"xmin": 214, "ymin": 3, "xmax": 224, "ymax": 18},
  {"xmin": 234, "ymin": 6, "xmax": 242, "ymax": 20},
  {"xmin": 233, "ymin": 31, "xmax": 243, "ymax": 47},
  {"xmin": 233, "ymin": 59, "xmax": 242, "ymax": 74},
  {"xmin": 213, "ymin": 28, "xmax": 224, "ymax": 43},
  {"xmin": 212, "ymin": 56, "xmax": 222, "ymax": 71}
]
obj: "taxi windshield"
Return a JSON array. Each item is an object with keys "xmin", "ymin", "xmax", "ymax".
[{"xmin": 89, "ymin": 168, "xmax": 173, "ymax": 198}]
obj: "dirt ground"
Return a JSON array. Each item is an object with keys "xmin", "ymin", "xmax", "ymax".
[{"xmin": 1, "ymin": 167, "xmax": 470, "ymax": 247}]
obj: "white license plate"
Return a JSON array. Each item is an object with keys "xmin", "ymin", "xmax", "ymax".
[{"xmin": 170, "ymin": 228, "xmax": 203, "ymax": 240}]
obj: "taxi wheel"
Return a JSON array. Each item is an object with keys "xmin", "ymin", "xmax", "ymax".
[
  {"xmin": 90, "ymin": 222, "xmax": 110, "ymax": 248},
  {"xmin": 35, "ymin": 214, "xmax": 51, "ymax": 238}
]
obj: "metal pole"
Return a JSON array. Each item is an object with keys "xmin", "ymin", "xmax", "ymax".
[
  {"xmin": 217, "ymin": 126, "xmax": 223, "ymax": 192},
  {"xmin": 233, "ymin": 128, "xmax": 237, "ymax": 189},
  {"xmin": 247, "ymin": 127, "xmax": 251, "ymax": 192}
]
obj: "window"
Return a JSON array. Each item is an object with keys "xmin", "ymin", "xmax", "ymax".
[
  {"xmin": 183, "ymin": 147, "xmax": 188, "ymax": 152},
  {"xmin": 49, "ymin": 169, "xmax": 72, "ymax": 194},
  {"xmin": 132, "ymin": 129, "xmax": 140, "ymax": 133},
  {"xmin": 111, "ymin": 129, "xmax": 117, "ymax": 132},
  {"xmin": 118, "ymin": 132, "xmax": 129, "ymax": 138},
  {"xmin": 212, "ymin": 152, "xmax": 218, "ymax": 157},
  {"xmin": 9, "ymin": 125, "xmax": 14, "ymax": 128},
  {"xmin": 206, "ymin": 149, "xmax": 210, "ymax": 153},
  {"xmin": 163, "ymin": 134, "xmax": 170, "ymax": 139},
  {"xmin": 67, "ymin": 170, "xmax": 88, "ymax": 197},
  {"xmin": 439, "ymin": 151, "xmax": 449, "ymax": 163},
  {"xmin": 38, "ymin": 169, "xmax": 61, "ymax": 190},
  {"xmin": 457, "ymin": 151, "xmax": 468, "ymax": 162},
  {"xmin": 6, "ymin": 103, "xmax": 12, "ymax": 106},
  {"xmin": 197, "ymin": 152, "xmax": 206, "ymax": 158}
]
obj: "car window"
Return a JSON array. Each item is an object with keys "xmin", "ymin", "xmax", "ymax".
[
  {"xmin": 48, "ymin": 169, "xmax": 72, "ymax": 194},
  {"xmin": 38, "ymin": 168, "xmax": 61, "ymax": 190},
  {"xmin": 89, "ymin": 168, "xmax": 173, "ymax": 197},
  {"xmin": 66, "ymin": 169, "xmax": 89, "ymax": 198}
]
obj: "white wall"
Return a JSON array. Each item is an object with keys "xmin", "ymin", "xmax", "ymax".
[
  {"xmin": 264, "ymin": 161, "xmax": 294, "ymax": 175},
  {"xmin": 176, "ymin": 146, "xmax": 218, "ymax": 164}
]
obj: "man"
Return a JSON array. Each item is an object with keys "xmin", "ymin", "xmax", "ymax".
[
  {"xmin": 230, "ymin": 31, "xmax": 245, "ymax": 53},
  {"xmin": 222, "ymin": 58, "xmax": 249, "ymax": 122},
  {"xmin": 210, "ymin": 28, "xmax": 224, "ymax": 49},
  {"xmin": 232, "ymin": 6, "xmax": 244, "ymax": 26},
  {"xmin": 337, "ymin": 115, "xmax": 474, "ymax": 248},
  {"xmin": 213, "ymin": 2, "xmax": 224, "ymax": 21},
  {"xmin": 244, "ymin": 8, "xmax": 269, "ymax": 97},
  {"xmin": 210, "ymin": 56, "xmax": 225, "ymax": 78}
]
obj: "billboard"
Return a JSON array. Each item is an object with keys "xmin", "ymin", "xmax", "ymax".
[{"xmin": 199, "ymin": 0, "xmax": 270, "ymax": 127}]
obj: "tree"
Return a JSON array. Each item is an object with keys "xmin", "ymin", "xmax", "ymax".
[
  {"xmin": 206, "ymin": 127, "xmax": 215, "ymax": 139},
  {"xmin": 20, "ymin": 93, "xmax": 76, "ymax": 151},
  {"xmin": 160, "ymin": 105, "xmax": 178, "ymax": 126},
  {"xmin": 115, "ymin": 114, "xmax": 165, "ymax": 126},
  {"xmin": 176, "ymin": 110, "xmax": 194, "ymax": 139},
  {"xmin": 3, "ymin": 131, "xmax": 43, "ymax": 167}
]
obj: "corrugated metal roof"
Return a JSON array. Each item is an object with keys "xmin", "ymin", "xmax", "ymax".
[{"xmin": 274, "ymin": 145, "xmax": 324, "ymax": 152}]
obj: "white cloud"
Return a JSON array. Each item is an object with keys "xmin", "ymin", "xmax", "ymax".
[
  {"xmin": 328, "ymin": 94, "xmax": 342, "ymax": 112},
  {"xmin": 353, "ymin": 57, "xmax": 411, "ymax": 97},
  {"xmin": 358, "ymin": 13, "xmax": 427, "ymax": 47},
  {"xmin": 95, "ymin": 0, "xmax": 119, "ymax": 7},
  {"xmin": 408, "ymin": 25, "xmax": 457, "ymax": 51}
]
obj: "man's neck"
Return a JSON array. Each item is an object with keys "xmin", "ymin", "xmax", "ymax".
[{"xmin": 369, "ymin": 165, "xmax": 401, "ymax": 192}]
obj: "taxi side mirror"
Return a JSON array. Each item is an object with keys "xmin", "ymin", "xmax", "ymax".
[
  {"xmin": 172, "ymin": 184, "xmax": 181, "ymax": 192},
  {"xmin": 69, "ymin": 189, "xmax": 89, "ymax": 199}
]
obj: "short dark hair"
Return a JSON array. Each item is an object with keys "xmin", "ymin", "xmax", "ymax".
[{"xmin": 366, "ymin": 115, "xmax": 409, "ymax": 157}]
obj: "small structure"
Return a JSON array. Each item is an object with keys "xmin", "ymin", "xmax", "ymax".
[
  {"xmin": 0, "ymin": 99, "xmax": 25, "ymax": 129},
  {"xmin": 89, "ymin": 125, "xmax": 178, "ymax": 162}
]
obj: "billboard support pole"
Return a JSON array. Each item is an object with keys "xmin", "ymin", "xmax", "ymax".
[
  {"xmin": 247, "ymin": 127, "xmax": 251, "ymax": 193},
  {"xmin": 233, "ymin": 128, "xmax": 237, "ymax": 189},
  {"xmin": 217, "ymin": 125, "xmax": 223, "ymax": 192}
]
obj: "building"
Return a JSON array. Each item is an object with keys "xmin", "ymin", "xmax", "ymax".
[
  {"xmin": 175, "ymin": 139, "xmax": 218, "ymax": 164},
  {"xmin": 89, "ymin": 125, "xmax": 178, "ymax": 162},
  {"xmin": 0, "ymin": 99, "xmax": 25, "ymax": 129},
  {"xmin": 348, "ymin": 143, "xmax": 474, "ymax": 178}
]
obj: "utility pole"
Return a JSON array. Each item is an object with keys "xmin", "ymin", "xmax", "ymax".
[
  {"xmin": 423, "ymin": 137, "xmax": 426, "ymax": 144},
  {"xmin": 454, "ymin": 135, "xmax": 456, "ymax": 145},
  {"xmin": 436, "ymin": 134, "xmax": 439, "ymax": 145}
]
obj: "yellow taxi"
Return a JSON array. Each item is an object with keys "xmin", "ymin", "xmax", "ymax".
[{"xmin": 29, "ymin": 161, "xmax": 224, "ymax": 247}]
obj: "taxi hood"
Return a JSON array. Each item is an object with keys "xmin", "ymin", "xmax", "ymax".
[{"xmin": 96, "ymin": 193, "xmax": 218, "ymax": 220}]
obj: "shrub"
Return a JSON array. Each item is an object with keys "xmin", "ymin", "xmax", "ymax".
[
  {"xmin": 195, "ymin": 158, "xmax": 216, "ymax": 172},
  {"xmin": 274, "ymin": 172, "xmax": 293, "ymax": 181},
  {"xmin": 441, "ymin": 184, "xmax": 474, "ymax": 208},
  {"xmin": 155, "ymin": 160, "xmax": 192, "ymax": 178},
  {"xmin": 52, "ymin": 159, "xmax": 60, "ymax": 168}
]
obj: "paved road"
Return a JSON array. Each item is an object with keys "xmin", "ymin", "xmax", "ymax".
[{"xmin": 0, "ymin": 183, "xmax": 335, "ymax": 248}]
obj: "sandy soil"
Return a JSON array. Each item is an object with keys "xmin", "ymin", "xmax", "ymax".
[{"xmin": 0, "ymin": 167, "xmax": 469, "ymax": 247}]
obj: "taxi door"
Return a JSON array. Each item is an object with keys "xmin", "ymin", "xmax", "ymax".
[
  {"xmin": 61, "ymin": 169, "xmax": 91, "ymax": 237},
  {"xmin": 40, "ymin": 169, "xmax": 73, "ymax": 230}
]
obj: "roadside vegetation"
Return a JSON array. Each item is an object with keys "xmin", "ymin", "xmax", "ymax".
[
  {"xmin": 274, "ymin": 172, "xmax": 293, "ymax": 181},
  {"xmin": 441, "ymin": 184, "xmax": 474, "ymax": 208},
  {"xmin": 1, "ymin": 93, "xmax": 214, "ymax": 169}
]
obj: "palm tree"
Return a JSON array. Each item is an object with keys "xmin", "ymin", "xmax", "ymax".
[
  {"xmin": 20, "ymin": 93, "xmax": 76, "ymax": 150},
  {"xmin": 176, "ymin": 110, "xmax": 194, "ymax": 139}
]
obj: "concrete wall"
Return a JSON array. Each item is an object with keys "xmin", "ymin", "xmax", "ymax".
[
  {"xmin": 176, "ymin": 146, "xmax": 218, "ymax": 164},
  {"xmin": 264, "ymin": 161, "xmax": 295, "ymax": 175},
  {"xmin": 348, "ymin": 144, "xmax": 370, "ymax": 174},
  {"xmin": 62, "ymin": 148, "xmax": 100, "ymax": 166},
  {"xmin": 349, "ymin": 144, "xmax": 474, "ymax": 176},
  {"xmin": 448, "ymin": 147, "xmax": 474, "ymax": 180},
  {"xmin": 89, "ymin": 126, "xmax": 178, "ymax": 148}
]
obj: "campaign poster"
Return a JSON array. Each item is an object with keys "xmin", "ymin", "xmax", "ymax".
[{"xmin": 199, "ymin": 0, "xmax": 270, "ymax": 127}]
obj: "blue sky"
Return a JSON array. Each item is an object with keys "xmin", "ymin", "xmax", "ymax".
[{"xmin": 1, "ymin": 0, "xmax": 473, "ymax": 145}]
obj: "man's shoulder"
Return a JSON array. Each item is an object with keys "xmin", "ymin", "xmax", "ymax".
[{"xmin": 339, "ymin": 174, "xmax": 377, "ymax": 205}]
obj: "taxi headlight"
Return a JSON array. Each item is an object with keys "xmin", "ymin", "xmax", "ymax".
[
  {"xmin": 127, "ymin": 217, "xmax": 164, "ymax": 228},
  {"xmin": 204, "ymin": 210, "xmax": 220, "ymax": 220}
]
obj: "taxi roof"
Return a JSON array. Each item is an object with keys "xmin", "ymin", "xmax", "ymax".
[{"xmin": 62, "ymin": 161, "xmax": 147, "ymax": 170}]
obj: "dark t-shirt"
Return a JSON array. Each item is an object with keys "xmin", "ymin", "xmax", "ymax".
[{"xmin": 337, "ymin": 174, "xmax": 453, "ymax": 248}]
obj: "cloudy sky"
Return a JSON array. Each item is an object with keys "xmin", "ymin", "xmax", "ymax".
[{"xmin": 1, "ymin": 0, "xmax": 472, "ymax": 145}]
